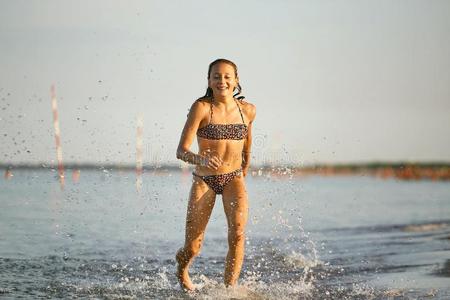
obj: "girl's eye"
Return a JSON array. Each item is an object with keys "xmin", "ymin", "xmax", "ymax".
[{"xmin": 213, "ymin": 75, "xmax": 231, "ymax": 80}]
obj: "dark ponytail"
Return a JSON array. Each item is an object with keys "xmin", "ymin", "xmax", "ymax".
[{"xmin": 197, "ymin": 58, "xmax": 245, "ymax": 102}]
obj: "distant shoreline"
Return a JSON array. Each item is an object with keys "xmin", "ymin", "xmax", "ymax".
[{"xmin": 2, "ymin": 162, "xmax": 450, "ymax": 181}]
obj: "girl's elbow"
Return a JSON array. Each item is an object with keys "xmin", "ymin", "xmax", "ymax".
[{"xmin": 176, "ymin": 148, "xmax": 186, "ymax": 160}]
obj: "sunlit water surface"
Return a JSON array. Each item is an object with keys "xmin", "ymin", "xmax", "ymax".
[{"xmin": 1, "ymin": 169, "xmax": 449, "ymax": 299}]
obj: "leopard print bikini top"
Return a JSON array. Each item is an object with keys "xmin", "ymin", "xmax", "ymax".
[{"xmin": 197, "ymin": 98, "xmax": 248, "ymax": 140}]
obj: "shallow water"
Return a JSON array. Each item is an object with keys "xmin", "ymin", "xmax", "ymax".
[{"xmin": 1, "ymin": 169, "xmax": 449, "ymax": 299}]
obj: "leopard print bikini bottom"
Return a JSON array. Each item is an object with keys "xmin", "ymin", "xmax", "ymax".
[{"xmin": 192, "ymin": 168, "xmax": 242, "ymax": 194}]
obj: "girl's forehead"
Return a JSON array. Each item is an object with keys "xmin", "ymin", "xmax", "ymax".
[{"xmin": 211, "ymin": 63, "xmax": 235, "ymax": 73}]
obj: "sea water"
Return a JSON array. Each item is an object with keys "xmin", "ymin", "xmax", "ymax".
[{"xmin": 1, "ymin": 169, "xmax": 449, "ymax": 299}]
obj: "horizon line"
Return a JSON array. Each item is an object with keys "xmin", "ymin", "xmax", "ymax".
[{"xmin": 2, "ymin": 161, "xmax": 450, "ymax": 170}]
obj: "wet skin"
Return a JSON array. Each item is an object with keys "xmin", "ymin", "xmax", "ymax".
[{"xmin": 175, "ymin": 62, "xmax": 256, "ymax": 290}]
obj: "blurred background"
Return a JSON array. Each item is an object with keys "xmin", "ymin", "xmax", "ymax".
[{"xmin": 1, "ymin": 0, "xmax": 449, "ymax": 168}]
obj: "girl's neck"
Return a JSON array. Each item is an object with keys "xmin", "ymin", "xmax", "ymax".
[{"xmin": 212, "ymin": 95, "xmax": 234, "ymax": 105}]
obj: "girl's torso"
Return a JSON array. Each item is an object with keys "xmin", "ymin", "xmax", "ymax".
[{"xmin": 194, "ymin": 98, "xmax": 248, "ymax": 176}]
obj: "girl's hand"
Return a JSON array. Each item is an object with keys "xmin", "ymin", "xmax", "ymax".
[
  {"xmin": 201, "ymin": 153, "xmax": 223, "ymax": 170},
  {"xmin": 242, "ymin": 167, "xmax": 249, "ymax": 177}
]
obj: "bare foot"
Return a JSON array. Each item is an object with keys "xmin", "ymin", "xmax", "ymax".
[{"xmin": 176, "ymin": 248, "xmax": 195, "ymax": 291}]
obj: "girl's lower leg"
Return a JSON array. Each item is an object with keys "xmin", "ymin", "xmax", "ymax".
[{"xmin": 176, "ymin": 247, "xmax": 196, "ymax": 291}]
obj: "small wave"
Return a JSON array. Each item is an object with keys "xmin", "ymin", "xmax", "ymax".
[
  {"xmin": 321, "ymin": 219, "xmax": 450, "ymax": 235},
  {"xmin": 0, "ymin": 287, "xmax": 13, "ymax": 294},
  {"xmin": 432, "ymin": 259, "xmax": 450, "ymax": 278}
]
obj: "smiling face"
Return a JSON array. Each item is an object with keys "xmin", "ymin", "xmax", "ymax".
[{"xmin": 208, "ymin": 62, "xmax": 239, "ymax": 98}]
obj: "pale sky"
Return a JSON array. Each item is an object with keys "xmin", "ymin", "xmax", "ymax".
[{"xmin": 1, "ymin": 0, "xmax": 449, "ymax": 166}]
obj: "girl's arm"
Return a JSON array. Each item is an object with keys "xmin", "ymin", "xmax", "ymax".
[
  {"xmin": 242, "ymin": 103, "xmax": 256, "ymax": 176},
  {"xmin": 176, "ymin": 101, "xmax": 222, "ymax": 170}
]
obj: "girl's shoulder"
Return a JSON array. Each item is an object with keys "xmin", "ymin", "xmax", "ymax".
[
  {"xmin": 238, "ymin": 99, "xmax": 256, "ymax": 121},
  {"xmin": 195, "ymin": 96, "xmax": 213, "ymax": 103},
  {"xmin": 187, "ymin": 97, "xmax": 211, "ymax": 117}
]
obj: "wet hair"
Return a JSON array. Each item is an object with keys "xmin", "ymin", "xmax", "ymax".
[{"xmin": 198, "ymin": 58, "xmax": 245, "ymax": 101}]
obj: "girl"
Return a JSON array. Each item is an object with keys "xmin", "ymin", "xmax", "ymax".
[{"xmin": 175, "ymin": 58, "xmax": 256, "ymax": 290}]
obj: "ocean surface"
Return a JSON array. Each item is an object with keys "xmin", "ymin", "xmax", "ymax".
[{"xmin": 1, "ymin": 169, "xmax": 449, "ymax": 299}]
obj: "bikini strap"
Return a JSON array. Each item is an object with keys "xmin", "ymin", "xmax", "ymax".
[{"xmin": 235, "ymin": 99, "xmax": 245, "ymax": 124}]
